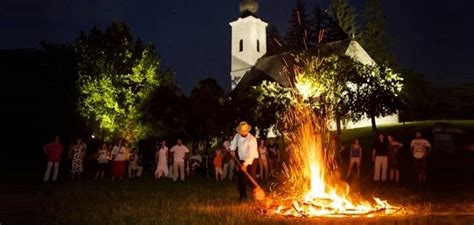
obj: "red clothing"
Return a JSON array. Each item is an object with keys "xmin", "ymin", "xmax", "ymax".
[
  {"xmin": 112, "ymin": 161, "xmax": 126, "ymax": 178},
  {"xmin": 44, "ymin": 142, "xmax": 64, "ymax": 162},
  {"xmin": 213, "ymin": 153, "xmax": 223, "ymax": 168}
]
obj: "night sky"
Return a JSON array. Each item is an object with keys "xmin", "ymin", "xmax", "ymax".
[{"xmin": 1, "ymin": 0, "xmax": 473, "ymax": 92}]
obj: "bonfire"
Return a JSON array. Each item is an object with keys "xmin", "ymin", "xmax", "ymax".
[{"xmin": 262, "ymin": 55, "xmax": 400, "ymax": 218}]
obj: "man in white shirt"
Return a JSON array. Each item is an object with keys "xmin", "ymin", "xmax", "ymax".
[
  {"xmin": 410, "ymin": 132, "xmax": 432, "ymax": 188},
  {"xmin": 170, "ymin": 139, "xmax": 190, "ymax": 181},
  {"xmin": 230, "ymin": 121, "xmax": 258, "ymax": 201}
]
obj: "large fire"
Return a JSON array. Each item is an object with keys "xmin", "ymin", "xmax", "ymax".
[{"xmin": 269, "ymin": 83, "xmax": 399, "ymax": 217}]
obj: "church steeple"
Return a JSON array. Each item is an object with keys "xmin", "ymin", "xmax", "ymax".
[
  {"xmin": 230, "ymin": 0, "xmax": 267, "ymax": 90},
  {"xmin": 239, "ymin": 0, "xmax": 259, "ymax": 17}
]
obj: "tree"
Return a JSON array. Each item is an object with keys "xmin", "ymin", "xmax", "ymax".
[
  {"xmin": 310, "ymin": 3, "xmax": 325, "ymax": 46},
  {"xmin": 328, "ymin": 0, "xmax": 358, "ymax": 39},
  {"xmin": 285, "ymin": 0, "xmax": 312, "ymax": 51},
  {"xmin": 40, "ymin": 42, "xmax": 86, "ymax": 136},
  {"xmin": 188, "ymin": 78, "xmax": 226, "ymax": 148},
  {"xmin": 76, "ymin": 19, "xmax": 172, "ymax": 143},
  {"xmin": 248, "ymin": 54, "xmax": 404, "ymax": 133},
  {"xmin": 360, "ymin": 0, "xmax": 394, "ymax": 66},
  {"xmin": 141, "ymin": 81, "xmax": 189, "ymax": 139},
  {"xmin": 398, "ymin": 69, "xmax": 434, "ymax": 121},
  {"xmin": 266, "ymin": 24, "xmax": 284, "ymax": 56},
  {"xmin": 349, "ymin": 65, "xmax": 404, "ymax": 131}
]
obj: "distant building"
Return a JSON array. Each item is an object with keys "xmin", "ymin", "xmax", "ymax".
[{"xmin": 229, "ymin": 0, "xmax": 398, "ymax": 130}]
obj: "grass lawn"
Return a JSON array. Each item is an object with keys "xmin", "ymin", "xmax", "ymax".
[
  {"xmin": 3, "ymin": 120, "xmax": 474, "ymax": 225},
  {"xmin": 21, "ymin": 177, "xmax": 472, "ymax": 225}
]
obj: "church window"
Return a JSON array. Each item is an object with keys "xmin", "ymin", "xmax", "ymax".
[
  {"xmin": 239, "ymin": 39, "xmax": 243, "ymax": 52},
  {"xmin": 257, "ymin": 39, "xmax": 260, "ymax": 52}
]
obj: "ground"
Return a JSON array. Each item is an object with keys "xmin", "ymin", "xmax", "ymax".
[
  {"xmin": 3, "ymin": 120, "xmax": 474, "ymax": 225},
  {"xmin": 8, "ymin": 178, "xmax": 474, "ymax": 225}
]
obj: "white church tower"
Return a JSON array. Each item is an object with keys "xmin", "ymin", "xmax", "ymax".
[{"xmin": 230, "ymin": 0, "xmax": 268, "ymax": 90}]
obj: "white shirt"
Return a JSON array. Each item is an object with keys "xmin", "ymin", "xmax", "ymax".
[
  {"xmin": 230, "ymin": 133, "xmax": 258, "ymax": 166},
  {"xmin": 411, "ymin": 138, "xmax": 431, "ymax": 159},
  {"xmin": 170, "ymin": 145, "xmax": 189, "ymax": 162},
  {"xmin": 111, "ymin": 145, "xmax": 126, "ymax": 161}
]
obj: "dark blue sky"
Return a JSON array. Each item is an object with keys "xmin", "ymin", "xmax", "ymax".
[{"xmin": 1, "ymin": 0, "xmax": 473, "ymax": 92}]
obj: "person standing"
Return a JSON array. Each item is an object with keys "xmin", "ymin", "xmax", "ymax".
[
  {"xmin": 111, "ymin": 139, "xmax": 126, "ymax": 180},
  {"xmin": 95, "ymin": 143, "xmax": 110, "ymax": 180},
  {"xmin": 221, "ymin": 140, "xmax": 232, "ymax": 180},
  {"xmin": 387, "ymin": 135, "xmax": 403, "ymax": 183},
  {"xmin": 346, "ymin": 138, "xmax": 362, "ymax": 180},
  {"xmin": 410, "ymin": 132, "xmax": 431, "ymax": 188},
  {"xmin": 170, "ymin": 139, "xmax": 190, "ymax": 181},
  {"xmin": 128, "ymin": 148, "xmax": 143, "ymax": 178},
  {"xmin": 258, "ymin": 139, "xmax": 269, "ymax": 181},
  {"xmin": 213, "ymin": 149, "xmax": 224, "ymax": 181},
  {"xmin": 43, "ymin": 136, "xmax": 64, "ymax": 182},
  {"xmin": 154, "ymin": 140, "xmax": 169, "ymax": 179},
  {"xmin": 230, "ymin": 121, "xmax": 259, "ymax": 201},
  {"xmin": 372, "ymin": 133, "xmax": 388, "ymax": 182},
  {"xmin": 69, "ymin": 138, "xmax": 87, "ymax": 181},
  {"xmin": 167, "ymin": 144, "xmax": 174, "ymax": 179},
  {"xmin": 267, "ymin": 138, "xmax": 280, "ymax": 178}
]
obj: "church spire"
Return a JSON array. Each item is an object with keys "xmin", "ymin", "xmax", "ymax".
[{"xmin": 239, "ymin": 0, "xmax": 259, "ymax": 17}]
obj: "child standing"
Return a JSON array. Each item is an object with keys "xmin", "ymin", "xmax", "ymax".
[
  {"xmin": 128, "ymin": 148, "xmax": 143, "ymax": 178},
  {"xmin": 387, "ymin": 135, "xmax": 403, "ymax": 183},
  {"xmin": 258, "ymin": 139, "xmax": 269, "ymax": 181},
  {"xmin": 95, "ymin": 143, "xmax": 110, "ymax": 180},
  {"xmin": 213, "ymin": 149, "xmax": 224, "ymax": 181}
]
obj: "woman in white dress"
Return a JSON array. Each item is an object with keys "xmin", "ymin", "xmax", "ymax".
[{"xmin": 155, "ymin": 140, "xmax": 169, "ymax": 179}]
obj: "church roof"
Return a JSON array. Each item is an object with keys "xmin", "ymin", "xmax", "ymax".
[{"xmin": 232, "ymin": 39, "xmax": 376, "ymax": 97}]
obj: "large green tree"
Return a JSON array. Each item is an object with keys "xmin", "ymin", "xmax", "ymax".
[
  {"xmin": 76, "ymin": 20, "xmax": 172, "ymax": 143},
  {"xmin": 285, "ymin": 0, "xmax": 312, "ymax": 51},
  {"xmin": 349, "ymin": 64, "xmax": 404, "ymax": 131},
  {"xmin": 360, "ymin": 0, "xmax": 394, "ymax": 66}
]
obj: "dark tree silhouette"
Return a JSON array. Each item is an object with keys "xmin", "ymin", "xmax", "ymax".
[{"xmin": 285, "ymin": 0, "xmax": 312, "ymax": 51}]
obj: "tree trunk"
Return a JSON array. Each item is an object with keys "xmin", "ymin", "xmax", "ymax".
[
  {"xmin": 335, "ymin": 112, "xmax": 342, "ymax": 134},
  {"xmin": 371, "ymin": 115, "xmax": 377, "ymax": 132}
]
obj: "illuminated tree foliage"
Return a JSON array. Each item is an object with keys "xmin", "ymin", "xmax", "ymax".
[
  {"xmin": 76, "ymin": 20, "xmax": 171, "ymax": 143},
  {"xmin": 252, "ymin": 54, "xmax": 403, "ymax": 133},
  {"xmin": 349, "ymin": 64, "xmax": 404, "ymax": 131}
]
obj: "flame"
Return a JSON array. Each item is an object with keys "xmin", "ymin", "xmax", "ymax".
[{"xmin": 272, "ymin": 82, "xmax": 398, "ymax": 218}]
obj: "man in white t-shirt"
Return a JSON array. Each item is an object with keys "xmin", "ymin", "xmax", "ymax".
[
  {"xmin": 170, "ymin": 139, "xmax": 190, "ymax": 181},
  {"xmin": 230, "ymin": 121, "xmax": 259, "ymax": 201},
  {"xmin": 410, "ymin": 132, "xmax": 431, "ymax": 187}
]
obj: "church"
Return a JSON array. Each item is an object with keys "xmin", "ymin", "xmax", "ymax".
[{"xmin": 229, "ymin": 0, "xmax": 399, "ymax": 130}]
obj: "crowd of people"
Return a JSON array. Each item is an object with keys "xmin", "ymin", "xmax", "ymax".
[
  {"xmin": 345, "ymin": 131, "xmax": 432, "ymax": 188},
  {"xmin": 43, "ymin": 121, "xmax": 432, "ymax": 199}
]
